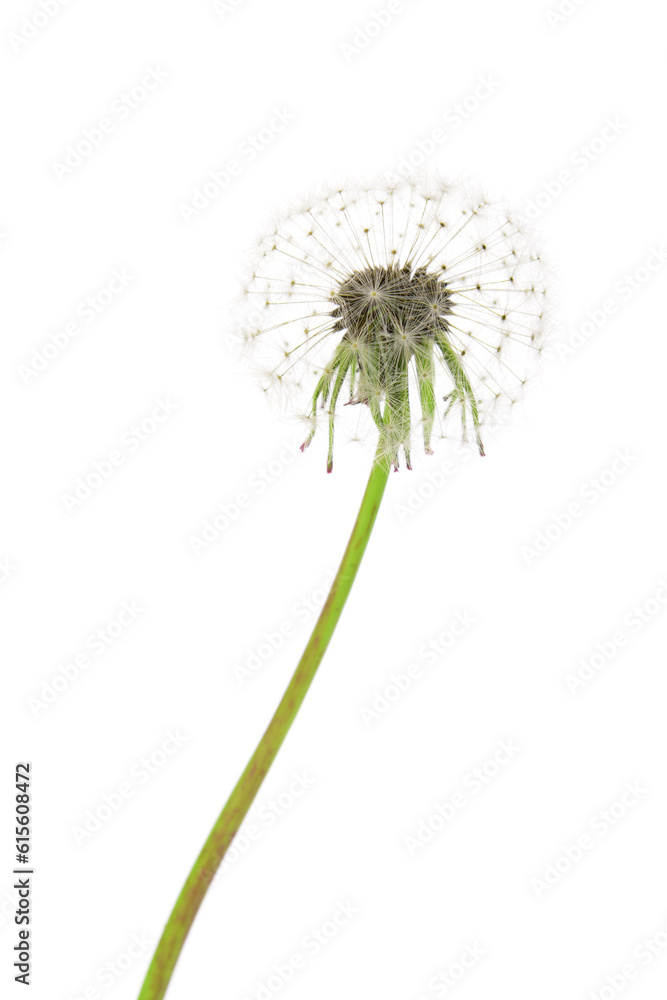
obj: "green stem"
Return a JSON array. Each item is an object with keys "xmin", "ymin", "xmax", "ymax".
[{"xmin": 137, "ymin": 443, "xmax": 391, "ymax": 1000}]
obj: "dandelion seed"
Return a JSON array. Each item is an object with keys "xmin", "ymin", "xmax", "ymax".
[{"xmin": 236, "ymin": 177, "xmax": 549, "ymax": 471}]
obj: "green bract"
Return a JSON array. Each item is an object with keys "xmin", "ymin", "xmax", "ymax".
[{"xmin": 301, "ymin": 262, "xmax": 487, "ymax": 470}]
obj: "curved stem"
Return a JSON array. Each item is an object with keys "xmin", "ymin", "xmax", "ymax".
[{"xmin": 137, "ymin": 445, "xmax": 391, "ymax": 1000}]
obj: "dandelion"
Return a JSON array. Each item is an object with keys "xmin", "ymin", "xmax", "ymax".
[{"xmin": 137, "ymin": 176, "xmax": 551, "ymax": 1000}]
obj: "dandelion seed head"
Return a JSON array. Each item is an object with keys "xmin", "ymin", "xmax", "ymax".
[{"xmin": 232, "ymin": 177, "xmax": 551, "ymax": 471}]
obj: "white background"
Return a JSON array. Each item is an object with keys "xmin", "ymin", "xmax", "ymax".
[{"xmin": 2, "ymin": 1, "xmax": 667, "ymax": 999}]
